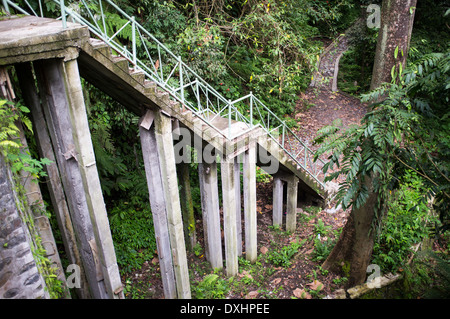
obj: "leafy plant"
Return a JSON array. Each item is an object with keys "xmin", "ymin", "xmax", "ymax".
[
  {"xmin": 192, "ymin": 273, "xmax": 231, "ymax": 299},
  {"xmin": 267, "ymin": 239, "xmax": 306, "ymax": 267},
  {"xmin": 311, "ymin": 236, "xmax": 334, "ymax": 262},
  {"xmin": 108, "ymin": 203, "xmax": 156, "ymax": 274},
  {"xmin": 314, "ymin": 218, "xmax": 331, "ymax": 236},
  {"xmin": 371, "ymin": 171, "xmax": 437, "ymax": 273},
  {"xmin": 314, "ymin": 48, "xmax": 450, "ymax": 233}
]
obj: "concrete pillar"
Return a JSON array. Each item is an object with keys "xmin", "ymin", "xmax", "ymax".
[
  {"xmin": 273, "ymin": 176, "xmax": 284, "ymax": 227},
  {"xmin": 221, "ymin": 156, "xmax": 238, "ymax": 276},
  {"xmin": 198, "ymin": 160, "xmax": 223, "ymax": 270},
  {"xmin": 154, "ymin": 110, "xmax": 191, "ymax": 299},
  {"xmin": 139, "ymin": 110, "xmax": 177, "ymax": 299},
  {"xmin": 177, "ymin": 159, "xmax": 197, "ymax": 251},
  {"xmin": 243, "ymin": 144, "xmax": 257, "ymax": 263},
  {"xmin": 63, "ymin": 58, "xmax": 123, "ymax": 298},
  {"xmin": 234, "ymin": 157, "xmax": 242, "ymax": 257},
  {"xmin": 16, "ymin": 62, "xmax": 89, "ymax": 298},
  {"xmin": 34, "ymin": 59, "xmax": 109, "ymax": 298},
  {"xmin": 286, "ymin": 176, "xmax": 299, "ymax": 233}
]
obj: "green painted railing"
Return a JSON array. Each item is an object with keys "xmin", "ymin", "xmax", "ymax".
[{"xmin": 3, "ymin": 0, "xmax": 326, "ymax": 188}]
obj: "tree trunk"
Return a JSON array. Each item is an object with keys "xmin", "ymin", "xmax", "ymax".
[
  {"xmin": 322, "ymin": 176, "xmax": 379, "ymax": 287},
  {"xmin": 323, "ymin": 0, "xmax": 417, "ymax": 287},
  {"xmin": 370, "ymin": 0, "xmax": 417, "ymax": 89}
]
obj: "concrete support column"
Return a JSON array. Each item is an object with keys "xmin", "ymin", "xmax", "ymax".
[
  {"xmin": 198, "ymin": 160, "xmax": 223, "ymax": 270},
  {"xmin": 34, "ymin": 58, "xmax": 107, "ymax": 298},
  {"xmin": 154, "ymin": 110, "xmax": 191, "ymax": 299},
  {"xmin": 233, "ymin": 156, "xmax": 242, "ymax": 257},
  {"xmin": 273, "ymin": 176, "xmax": 284, "ymax": 227},
  {"xmin": 243, "ymin": 144, "xmax": 257, "ymax": 263},
  {"xmin": 286, "ymin": 176, "xmax": 299, "ymax": 233},
  {"xmin": 177, "ymin": 159, "xmax": 197, "ymax": 251},
  {"xmin": 221, "ymin": 156, "xmax": 238, "ymax": 277},
  {"xmin": 15, "ymin": 62, "xmax": 89, "ymax": 298},
  {"xmin": 139, "ymin": 110, "xmax": 177, "ymax": 299},
  {"xmin": 63, "ymin": 58, "xmax": 123, "ymax": 298}
]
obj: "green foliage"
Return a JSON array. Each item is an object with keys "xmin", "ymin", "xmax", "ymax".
[
  {"xmin": 266, "ymin": 239, "xmax": 305, "ymax": 267},
  {"xmin": 372, "ymin": 171, "xmax": 437, "ymax": 273},
  {"xmin": 0, "ymin": 98, "xmax": 64, "ymax": 298},
  {"xmin": 192, "ymin": 273, "xmax": 231, "ymax": 299},
  {"xmin": 108, "ymin": 203, "xmax": 156, "ymax": 274},
  {"xmin": 314, "ymin": 48, "xmax": 450, "ymax": 232},
  {"xmin": 314, "ymin": 218, "xmax": 331, "ymax": 236},
  {"xmin": 311, "ymin": 236, "xmax": 334, "ymax": 262}
]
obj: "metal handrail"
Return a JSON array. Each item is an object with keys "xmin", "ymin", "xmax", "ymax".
[{"xmin": 3, "ymin": 0, "xmax": 326, "ymax": 188}]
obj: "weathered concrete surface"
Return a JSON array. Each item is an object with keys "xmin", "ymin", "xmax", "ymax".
[
  {"xmin": 139, "ymin": 110, "xmax": 177, "ymax": 299},
  {"xmin": 0, "ymin": 16, "xmax": 88, "ymax": 65},
  {"xmin": 0, "ymin": 155, "xmax": 47, "ymax": 299},
  {"xmin": 16, "ymin": 62, "xmax": 90, "ymax": 299}
]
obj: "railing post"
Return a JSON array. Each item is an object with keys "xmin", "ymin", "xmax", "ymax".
[
  {"xmin": 228, "ymin": 100, "xmax": 232, "ymax": 139},
  {"xmin": 179, "ymin": 56, "xmax": 184, "ymax": 105},
  {"xmin": 249, "ymin": 92, "xmax": 253, "ymax": 128},
  {"xmin": 196, "ymin": 79, "xmax": 201, "ymax": 112},
  {"xmin": 131, "ymin": 16, "xmax": 137, "ymax": 69},
  {"xmin": 60, "ymin": 0, "xmax": 67, "ymax": 29},
  {"xmin": 282, "ymin": 125, "xmax": 285, "ymax": 148},
  {"xmin": 2, "ymin": 0, "xmax": 9, "ymax": 14}
]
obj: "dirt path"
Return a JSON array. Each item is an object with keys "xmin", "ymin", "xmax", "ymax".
[{"xmin": 294, "ymin": 87, "xmax": 367, "ymax": 147}]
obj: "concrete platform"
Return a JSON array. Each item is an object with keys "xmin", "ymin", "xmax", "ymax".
[{"xmin": 0, "ymin": 15, "xmax": 89, "ymax": 65}]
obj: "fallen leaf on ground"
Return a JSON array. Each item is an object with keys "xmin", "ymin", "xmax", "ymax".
[
  {"xmin": 271, "ymin": 278, "xmax": 281, "ymax": 285},
  {"xmin": 293, "ymin": 288, "xmax": 311, "ymax": 299},
  {"xmin": 245, "ymin": 290, "xmax": 259, "ymax": 299},
  {"xmin": 307, "ymin": 280, "xmax": 323, "ymax": 291},
  {"xmin": 260, "ymin": 246, "xmax": 269, "ymax": 254}
]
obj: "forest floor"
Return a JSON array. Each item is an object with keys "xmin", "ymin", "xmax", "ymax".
[{"xmin": 122, "ymin": 86, "xmax": 369, "ymax": 299}]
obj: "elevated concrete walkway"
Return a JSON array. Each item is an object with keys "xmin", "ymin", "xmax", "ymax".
[{"xmin": 0, "ymin": 15, "xmax": 328, "ymax": 299}]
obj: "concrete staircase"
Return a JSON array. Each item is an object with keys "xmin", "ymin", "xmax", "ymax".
[{"xmin": 79, "ymin": 38, "xmax": 327, "ymax": 202}]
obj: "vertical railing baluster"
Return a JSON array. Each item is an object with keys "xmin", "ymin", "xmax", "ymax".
[
  {"xmin": 60, "ymin": 0, "xmax": 66, "ymax": 28},
  {"xmin": 196, "ymin": 79, "xmax": 201, "ymax": 112},
  {"xmin": 100, "ymin": 0, "xmax": 107, "ymax": 37},
  {"xmin": 179, "ymin": 56, "xmax": 184, "ymax": 105},
  {"xmin": 2, "ymin": 0, "xmax": 9, "ymax": 13},
  {"xmin": 228, "ymin": 100, "xmax": 232, "ymax": 139},
  {"xmin": 132, "ymin": 16, "xmax": 137, "ymax": 69},
  {"xmin": 249, "ymin": 92, "xmax": 253, "ymax": 128}
]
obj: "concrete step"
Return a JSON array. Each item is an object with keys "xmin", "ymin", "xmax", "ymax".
[
  {"xmin": 129, "ymin": 68, "xmax": 145, "ymax": 84},
  {"xmin": 89, "ymin": 38, "xmax": 111, "ymax": 56},
  {"xmin": 111, "ymin": 56, "xmax": 128, "ymax": 72}
]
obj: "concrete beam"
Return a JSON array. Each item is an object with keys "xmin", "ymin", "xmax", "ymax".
[{"xmin": 0, "ymin": 16, "xmax": 88, "ymax": 66}]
